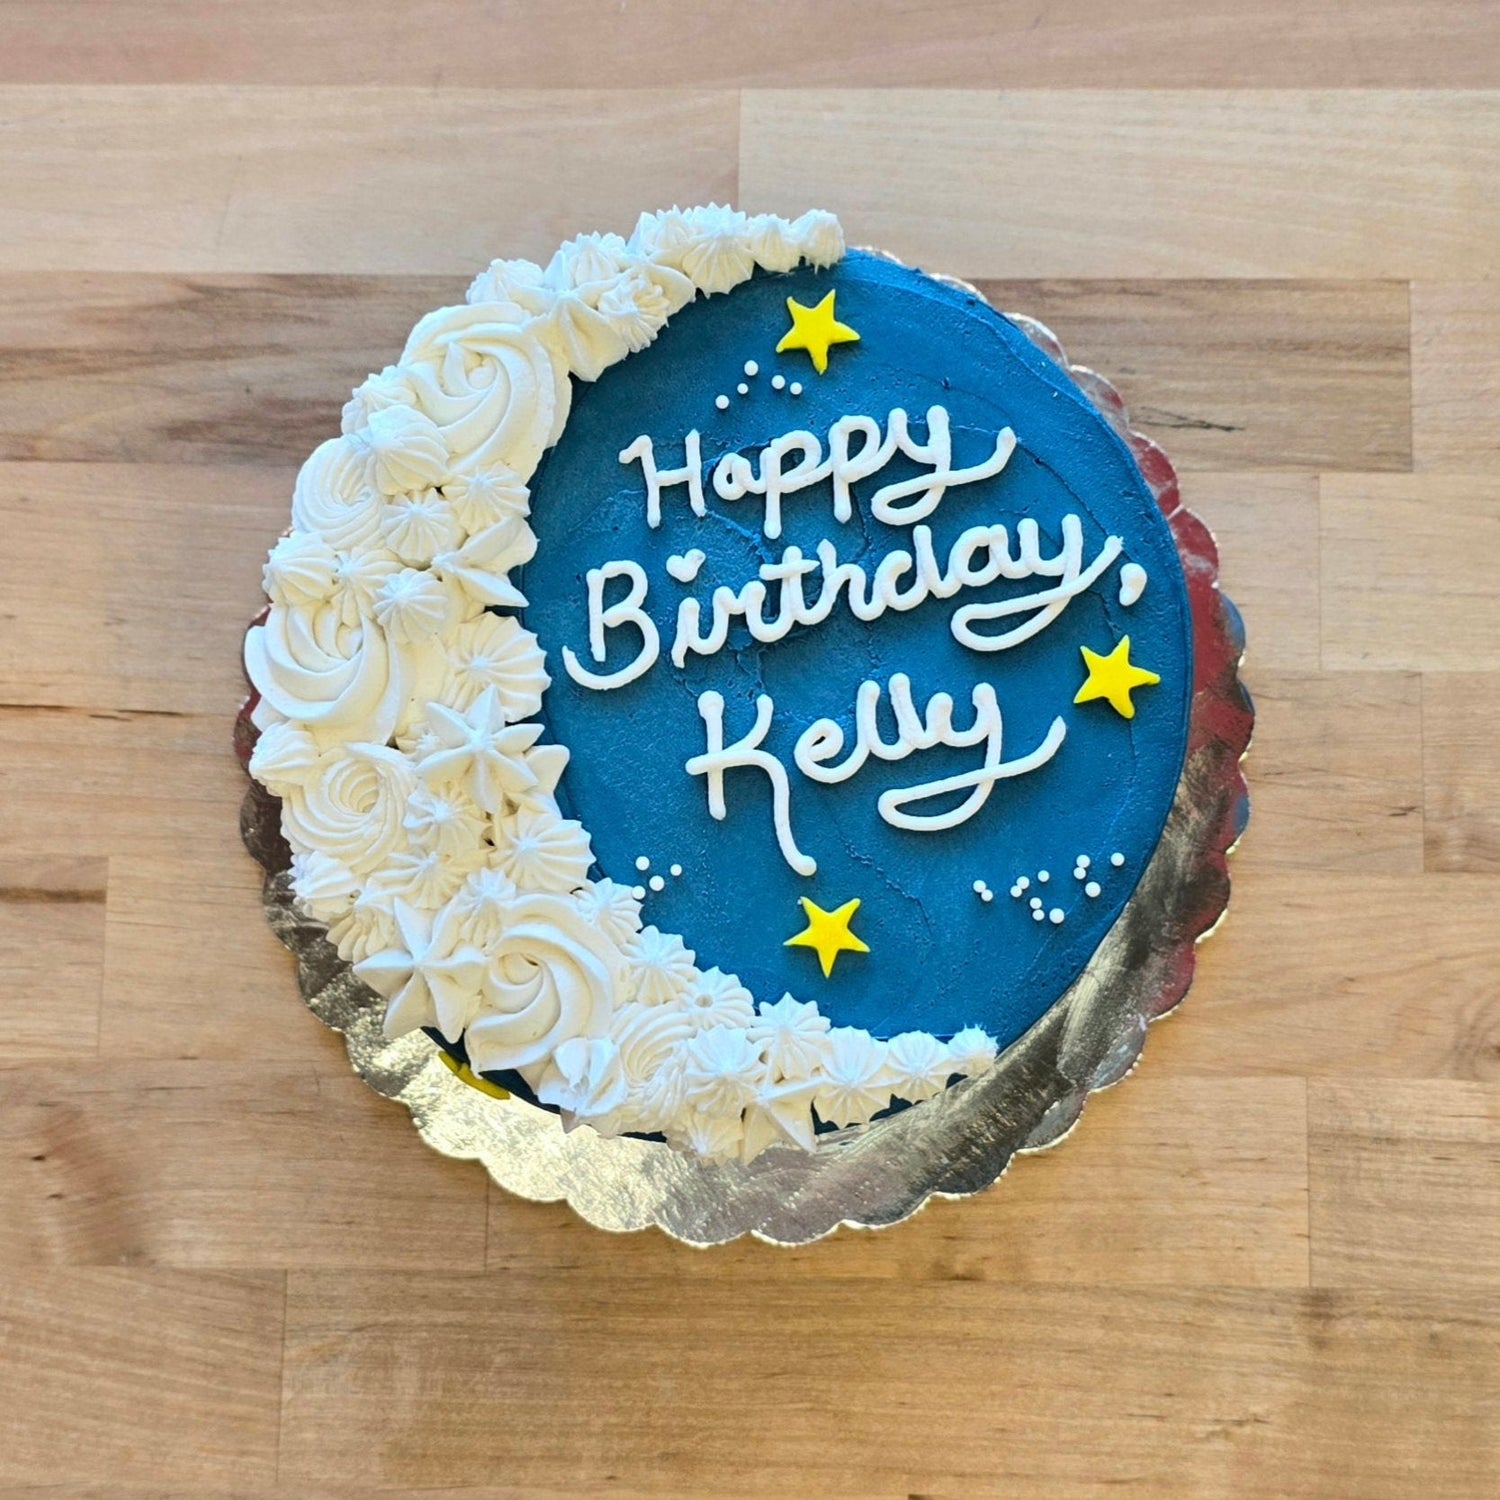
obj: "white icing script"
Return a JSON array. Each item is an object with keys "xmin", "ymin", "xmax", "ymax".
[
  {"xmin": 668, "ymin": 513, "xmax": 1120, "ymax": 667},
  {"xmin": 560, "ymin": 560, "xmax": 660, "ymax": 690},
  {"xmin": 686, "ymin": 691, "xmax": 817, "ymax": 876},
  {"xmin": 562, "ymin": 403, "xmax": 1133, "ymax": 873},
  {"xmin": 621, "ymin": 405, "xmax": 1015, "ymax": 540},
  {"xmin": 683, "ymin": 678, "xmax": 1068, "ymax": 876},
  {"xmin": 793, "ymin": 675, "xmax": 1067, "ymax": 834}
]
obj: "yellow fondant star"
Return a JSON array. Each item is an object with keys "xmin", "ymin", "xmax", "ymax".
[
  {"xmin": 784, "ymin": 895, "xmax": 870, "ymax": 978},
  {"xmin": 1074, "ymin": 636, "xmax": 1161, "ymax": 720},
  {"xmin": 437, "ymin": 1050, "xmax": 510, "ymax": 1100},
  {"xmin": 775, "ymin": 290, "xmax": 860, "ymax": 374}
]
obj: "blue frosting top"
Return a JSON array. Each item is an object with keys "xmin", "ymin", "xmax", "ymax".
[{"xmin": 517, "ymin": 251, "xmax": 1192, "ymax": 1050}]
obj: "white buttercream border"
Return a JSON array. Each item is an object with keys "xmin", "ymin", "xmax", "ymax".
[{"xmin": 244, "ymin": 206, "xmax": 997, "ymax": 1163}]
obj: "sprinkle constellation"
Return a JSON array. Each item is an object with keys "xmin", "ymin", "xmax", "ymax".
[
  {"xmin": 713, "ymin": 360, "xmax": 814, "ymax": 415},
  {"xmin": 632, "ymin": 856, "xmax": 687, "ymax": 892},
  {"xmin": 1008, "ymin": 851, "xmax": 1125, "ymax": 919}
]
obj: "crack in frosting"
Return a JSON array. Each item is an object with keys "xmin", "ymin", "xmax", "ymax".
[{"xmin": 245, "ymin": 206, "xmax": 998, "ymax": 1164}]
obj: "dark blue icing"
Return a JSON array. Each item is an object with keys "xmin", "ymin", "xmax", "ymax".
[{"xmin": 515, "ymin": 251, "xmax": 1192, "ymax": 1050}]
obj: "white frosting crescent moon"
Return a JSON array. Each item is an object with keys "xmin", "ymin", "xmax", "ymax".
[{"xmin": 244, "ymin": 207, "xmax": 1000, "ymax": 1164}]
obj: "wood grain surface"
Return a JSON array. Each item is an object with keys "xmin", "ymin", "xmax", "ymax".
[{"xmin": 0, "ymin": 4, "xmax": 1496, "ymax": 1494}]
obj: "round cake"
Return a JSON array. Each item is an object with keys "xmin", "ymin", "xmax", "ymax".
[{"xmin": 243, "ymin": 206, "xmax": 1194, "ymax": 1164}]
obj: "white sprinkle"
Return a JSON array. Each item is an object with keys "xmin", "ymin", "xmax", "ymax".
[
  {"xmin": 1074, "ymin": 866, "xmax": 1087, "ymax": 880},
  {"xmin": 1016, "ymin": 876, "xmax": 1030, "ymax": 892},
  {"xmin": 790, "ymin": 381, "xmax": 803, "ymax": 396},
  {"xmin": 1118, "ymin": 562, "xmax": 1148, "ymax": 607},
  {"xmin": 1077, "ymin": 855, "xmax": 1091, "ymax": 870},
  {"xmin": 670, "ymin": 863, "xmax": 683, "ymax": 878},
  {"xmin": 737, "ymin": 382, "xmax": 749, "ymax": 396},
  {"xmin": 714, "ymin": 394, "xmax": 729, "ymax": 411},
  {"xmin": 972, "ymin": 879, "xmax": 987, "ymax": 894},
  {"xmin": 635, "ymin": 855, "xmax": 650, "ymax": 872},
  {"xmin": 980, "ymin": 888, "xmax": 994, "ymax": 903},
  {"xmin": 1029, "ymin": 897, "xmax": 1043, "ymax": 911},
  {"xmin": 771, "ymin": 373, "xmax": 786, "ymax": 390},
  {"xmin": 1037, "ymin": 870, "xmax": 1050, "ymax": 883},
  {"xmin": 743, "ymin": 360, "xmax": 759, "ymax": 377},
  {"xmin": 1032, "ymin": 909, "xmax": 1045, "ymax": 922},
  {"xmin": 1049, "ymin": 908, "xmax": 1064, "ymax": 925},
  {"xmin": 1111, "ymin": 852, "xmax": 1125, "ymax": 867},
  {"xmin": 1009, "ymin": 884, "xmax": 1022, "ymax": 899},
  {"xmin": 632, "ymin": 885, "xmax": 647, "ymax": 900},
  {"xmin": 1085, "ymin": 881, "xmax": 1101, "ymax": 898},
  {"xmin": 649, "ymin": 875, "xmax": 665, "ymax": 893}
]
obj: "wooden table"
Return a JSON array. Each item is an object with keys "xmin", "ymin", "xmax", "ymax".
[{"xmin": 1, "ymin": 5, "xmax": 1496, "ymax": 1495}]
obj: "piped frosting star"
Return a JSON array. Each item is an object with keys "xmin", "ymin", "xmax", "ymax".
[
  {"xmin": 775, "ymin": 290, "xmax": 859, "ymax": 374},
  {"xmin": 784, "ymin": 896, "xmax": 870, "ymax": 978},
  {"xmin": 354, "ymin": 900, "xmax": 487, "ymax": 1043},
  {"xmin": 1074, "ymin": 636, "xmax": 1161, "ymax": 720},
  {"xmin": 415, "ymin": 685, "xmax": 543, "ymax": 809}
]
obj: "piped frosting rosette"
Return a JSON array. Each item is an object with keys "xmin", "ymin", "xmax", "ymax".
[{"xmin": 244, "ymin": 207, "xmax": 998, "ymax": 1164}]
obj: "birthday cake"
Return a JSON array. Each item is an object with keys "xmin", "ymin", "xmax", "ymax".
[{"xmin": 243, "ymin": 206, "xmax": 1194, "ymax": 1164}]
